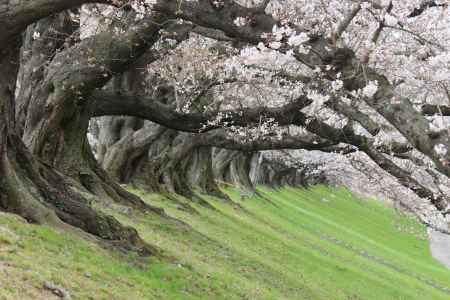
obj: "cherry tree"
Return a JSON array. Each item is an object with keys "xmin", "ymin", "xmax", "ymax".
[{"xmin": 1, "ymin": 0, "xmax": 450, "ymax": 249}]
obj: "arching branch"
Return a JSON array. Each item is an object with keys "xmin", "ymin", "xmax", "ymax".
[
  {"xmin": 91, "ymin": 90, "xmax": 312, "ymax": 132},
  {"xmin": 0, "ymin": 0, "xmax": 113, "ymax": 43},
  {"xmin": 93, "ymin": 88, "xmax": 448, "ymax": 211},
  {"xmin": 152, "ymin": 0, "xmax": 450, "ymax": 180}
]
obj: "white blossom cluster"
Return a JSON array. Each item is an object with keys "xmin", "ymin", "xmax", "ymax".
[
  {"xmin": 130, "ymin": 0, "xmax": 157, "ymax": 20},
  {"xmin": 79, "ymin": 0, "xmax": 450, "ymax": 228}
]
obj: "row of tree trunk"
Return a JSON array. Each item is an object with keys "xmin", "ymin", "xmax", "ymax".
[
  {"xmin": 0, "ymin": 13, "xmax": 302, "ymax": 254},
  {"xmin": 2, "ymin": 0, "xmax": 449, "ymax": 254},
  {"xmin": 91, "ymin": 115, "xmax": 309, "ymax": 199}
]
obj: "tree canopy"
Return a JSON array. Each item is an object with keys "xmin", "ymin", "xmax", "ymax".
[{"xmin": 1, "ymin": 0, "xmax": 450, "ymax": 250}]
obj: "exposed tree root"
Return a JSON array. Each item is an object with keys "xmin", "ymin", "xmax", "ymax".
[{"xmin": 0, "ymin": 132, "xmax": 158, "ymax": 255}]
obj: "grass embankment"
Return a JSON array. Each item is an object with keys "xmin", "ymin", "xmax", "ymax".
[{"xmin": 0, "ymin": 186, "xmax": 449, "ymax": 299}]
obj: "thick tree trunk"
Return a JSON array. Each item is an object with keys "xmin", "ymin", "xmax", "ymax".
[
  {"xmin": 100, "ymin": 121, "xmax": 164, "ymax": 182},
  {"xmin": 188, "ymin": 148, "xmax": 221, "ymax": 196},
  {"xmin": 16, "ymin": 12, "xmax": 77, "ymax": 136},
  {"xmin": 0, "ymin": 42, "xmax": 57, "ymax": 223},
  {"xmin": 16, "ymin": 11, "xmax": 165, "ymax": 212},
  {"xmin": 212, "ymin": 149, "xmax": 239, "ymax": 183},
  {"xmin": 212, "ymin": 150, "xmax": 265, "ymax": 196},
  {"xmin": 229, "ymin": 152, "xmax": 257, "ymax": 197},
  {"xmin": 93, "ymin": 115, "xmax": 230, "ymax": 201},
  {"xmin": 0, "ymin": 43, "xmax": 154, "ymax": 254},
  {"xmin": 22, "ymin": 82, "xmax": 153, "ymax": 210}
]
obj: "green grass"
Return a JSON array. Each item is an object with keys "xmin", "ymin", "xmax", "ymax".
[{"xmin": 0, "ymin": 186, "xmax": 449, "ymax": 299}]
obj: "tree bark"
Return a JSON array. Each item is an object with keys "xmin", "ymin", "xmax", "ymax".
[
  {"xmin": 228, "ymin": 152, "xmax": 257, "ymax": 197},
  {"xmin": 18, "ymin": 12, "xmax": 164, "ymax": 211},
  {"xmin": 0, "ymin": 41, "xmax": 154, "ymax": 254},
  {"xmin": 16, "ymin": 12, "xmax": 77, "ymax": 136},
  {"xmin": 0, "ymin": 0, "xmax": 110, "ymax": 44},
  {"xmin": 186, "ymin": 147, "xmax": 229, "ymax": 200}
]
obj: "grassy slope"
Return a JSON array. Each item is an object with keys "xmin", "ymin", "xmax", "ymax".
[{"xmin": 0, "ymin": 186, "xmax": 450, "ymax": 299}]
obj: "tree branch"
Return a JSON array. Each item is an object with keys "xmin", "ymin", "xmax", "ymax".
[
  {"xmin": 422, "ymin": 104, "xmax": 450, "ymax": 116},
  {"xmin": 153, "ymin": 0, "xmax": 277, "ymax": 44},
  {"xmin": 407, "ymin": 1, "xmax": 448, "ymax": 18},
  {"xmin": 195, "ymin": 130, "xmax": 337, "ymax": 152},
  {"xmin": 333, "ymin": 1, "xmax": 362, "ymax": 42},
  {"xmin": 0, "ymin": 0, "xmax": 114, "ymax": 44},
  {"xmin": 91, "ymin": 90, "xmax": 313, "ymax": 132},
  {"xmin": 326, "ymin": 98, "xmax": 381, "ymax": 136},
  {"xmin": 154, "ymin": 0, "xmax": 450, "ymax": 178}
]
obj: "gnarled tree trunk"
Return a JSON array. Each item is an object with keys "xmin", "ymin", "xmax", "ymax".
[
  {"xmin": 16, "ymin": 11, "xmax": 165, "ymax": 212},
  {"xmin": 0, "ymin": 43, "xmax": 153, "ymax": 254}
]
